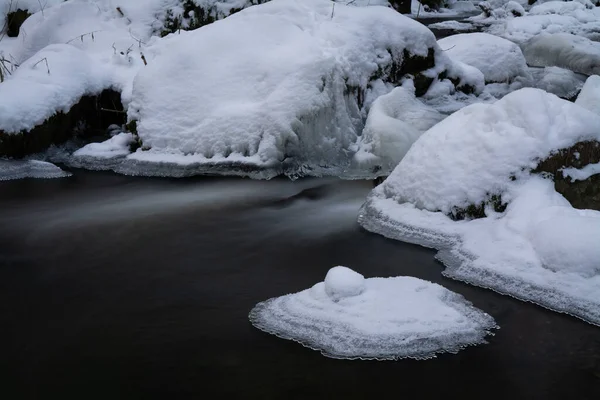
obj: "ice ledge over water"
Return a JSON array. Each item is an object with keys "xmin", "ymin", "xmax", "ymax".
[{"xmin": 358, "ymin": 178, "xmax": 600, "ymax": 326}]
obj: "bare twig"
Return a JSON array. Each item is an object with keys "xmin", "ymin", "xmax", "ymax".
[
  {"xmin": 129, "ymin": 29, "xmax": 147, "ymax": 48},
  {"xmin": 441, "ymin": 45, "xmax": 456, "ymax": 51},
  {"xmin": 32, "ymin": 57, "xmax": 50, "ymax": 74},
  {"xmin": 65, "ymin": 30, "xmax": 103, "ymax": 44},
  {"xmin": 331, "ymin": 2, "xmax": 335, "ymax": 19},
  {"xmin": 140, "ymin": 53, "xmax": 147, "ymax": 65}
]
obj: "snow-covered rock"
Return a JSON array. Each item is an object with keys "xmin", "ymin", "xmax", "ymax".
[
  {"xmin": 125, "ymin": 0, "xmax": 469, "ymax": 178},
  {"xmin": 575, "ymin": 75, "xmax": 600, "ymax": 115},
  {"xmin": 437, "ymin": 33, "xmax": 531, "ymax": 84},
  {"xmin": 358, "ymin": 89, "xmax": 600, "ymax": 325},
  {"xmin": 378, "ymin": 88, "xmax": 600, "ymax": 215},
  {"xmin": 529, "ymin": 66, "xmax": 587, "ymax": 100},
  {"xmin": 249, "ymin": 266, "xmax": 497, "ymax": 360},
  {"xmin": 522, "ymin": 33, "xmax": 600, "ymax": 76},
  {"xmin": 324, "ymin": 266, "xmax": 366, "ymax": 301},
  {"xmin": 0, "ymin": 159, "xmax": 70, "ymax": 181},
  {"xmin": 353, "ymin": 85, "xmax": 445, "ymax": 173}
]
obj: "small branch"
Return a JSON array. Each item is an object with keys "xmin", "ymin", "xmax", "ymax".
[
  {"xmin": 32, "ymin": 57, "xmax": 50, "ymax": 74},
  {"xmin": 65, "ymin": 30, "xmax": 103, "ymax": 44},
  {"xmin": 100, "ymin": 108, "xmax": 127, "ymax": 114},
  {"xmin": 331, "ymin": 3, "xmax": 335, "ymax": 19}
]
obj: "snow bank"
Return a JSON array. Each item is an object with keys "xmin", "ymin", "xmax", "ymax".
[
  {"xmin": 359, "ymin": 89, "xmax": 600, "ymax": 325},
  {"xmin": 529, "ymin": 66, "xmax": 586, "ymax": 100},
  {"xmin": 353, "ymin": 85, "xmax": 445, "ymax": 173},
  {"xmin": 126, "ymin": 0, "xmax": 461, "ymax": 177},
  {"xmin": 437, "ymin": 33, "xmax": 531, "ymax": 84},
  {"xmin": 0, "ymin": 159, "xmax": 70, "ymax": 181},
  {"xmin": 522, "ymin": 33, "xmax": 600, "ymax": 76},
  {"xmin": 575, "ymin": 75, "xmax": 600, "ymax": 115},
  {"xmin": 250, "ymin": 266, "xmax": 497, "ymax": 360}
]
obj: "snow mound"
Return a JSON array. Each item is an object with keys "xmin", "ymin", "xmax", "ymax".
[
  {"xmin": 529, "ymin": 213, "xmax": 600, "ymax": 277},
  {"xmin": 249, "ymin": 267, "xmax": 497, "ymax": 360},
  {"xmin": 381, "ymin": 88, "xmax": 600, "ymax": 215},
  {"xmin": 437, "ymin": 33, "xmax": 531, "ymax": 84},
  {"xmin": 74, "ymin": 133, "xmax": 135, "ymax": 159},
  {"xmin": 522, "ymin": 33, "xmax": 600, "ymax": 76},
  {"xmin": 126, "ymin": 0, "xmax": 459, "ymax": 177},
  {"xmin": 353, "ymin": 85, "xmax": 445, "ymax": 173},
  {"xmin": 529, "ymin": 66, "xmax": 586, "ymax": 100},
  {"xmin": 324, "ymin": 266, "xmax": 366, "ymax": 301},
  {"xmin": 561, "ymin": 162, "xmax": 600, "ymax": 182},
  {"xmin": 0, "ymin": 160, "xmax": 70, "ymax": 181},
  {"xmin": 575, "ymin": 75, "xmax": 600, "ymax": 115},
  {"xmin": 428, "ymin": 20, "xmax": 475, "ymax": 31}
]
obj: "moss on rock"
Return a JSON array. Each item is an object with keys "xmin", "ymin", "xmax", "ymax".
[{"xmin": 0, "ymin": 89, "xmax": 126, "ymax": 158}]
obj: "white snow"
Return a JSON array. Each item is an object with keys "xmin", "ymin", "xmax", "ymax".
[
  {"xmin": 74, "ymin": 132, "xmax": 135, "ymax": 159},
  {"xmin": 488, "ymin": 6, "xmax": 600, "ymax": 44},
  {"xmin": 0, "ymin": 159, "xmax": 70, "ymax": 180},
  {"xmin": 575, "ymin": 75, "xmax": 600, "ymax": 115},
  {"xmin": 353, "ymin": 84, "xmax": 445, "ymax": 173},
  {"xmin": 359, "ymin": 89, "xmax": 600, "ymax": 325},
  {"xmin": 522, "ymin": 33, "xmax": 600, "ymax": 76},
  {"xmin": 529, "ymin": 66, "xmax": 587, "ymax": 100},
  {"xmin": 561, "ymin": 162, "xmax": 600, "ymax": 182},
  {"xmin": 324, "ymin": 266, "xmax": 366, "ymax": 301},
  {"xmin": 381, "ymin": 88, "xmax": 600, "ymax": 214},
  {"xmin": 437, "ymin": 33, "xmax": 531, "ymax": 83},
  {"xmin": 249, "ymin": 266, "xmax": 497, "ymax": 360},
  {"xmin": 0, "ymin": 44, "xmax": 110, "ymax": 133},
  {"xmin": 126, "ymin": 0, "xmax": 456, "ymax": 175},
  {"xmin": 0, "ymin": 0, "xmax": 64, "ymax": 32}
]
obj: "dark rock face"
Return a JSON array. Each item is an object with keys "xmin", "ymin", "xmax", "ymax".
[
  {"xmin": 0, "ymin": 90, "xmax": 126, "ymax": 158},
  {"xmin": 6, "ymin": 9, "xmax": 31, "ymax": 37},
  {"xmin": 534, "ymin": 141, "xmax": 600, "ymax": 211},
  {"xmin": 389, "ymin": 0, "xmax": 412, "ymax": 14}
]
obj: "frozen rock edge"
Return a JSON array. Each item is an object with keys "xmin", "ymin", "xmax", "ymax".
[
  {"xmin": 250, "ymin": 268, "xmax": 497, "ymax": 360},
  {"xmin": 358, "ymin": 197, "xmax": 600, "ymax": 327}
]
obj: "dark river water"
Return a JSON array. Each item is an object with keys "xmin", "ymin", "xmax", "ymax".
[{"xmin": 0, "ymin": 170, "xmax": 599, "ymax": 399}]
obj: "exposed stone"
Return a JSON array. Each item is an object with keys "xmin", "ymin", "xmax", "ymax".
[
  {"xmin": 6, "ymin": 9, "xmax": 31, "ymax": 37},
  {"xmin": 0, "ymin": 90, "xmax": 125, "ymax": 158},
  {"xmin": 534, "ymin": 141, "xmax": 600, "ymax": 211}
]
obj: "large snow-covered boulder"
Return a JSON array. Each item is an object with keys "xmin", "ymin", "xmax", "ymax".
[
  {"xmin": 379, "ymin": 88, "xmax": 600, "ymax": 216},
  {"xmin": 250, "ymin": 266, "xmax": 497, "ymax": 360},
  {"xmin": 522, "ymin": 33, "xmax": 600, "ymax": 76},
  {"xmin": 575, "ymin": 75, "xmax": 600, "ymax": 115},
  {"xmin": 437, "ymin": 33, "xmax": 531, "ymax": 84},
  {"xmin": 358, "ymin": 89, "xmax": 600, "ymax": 326},
  {"xmin": 126, "ymin": 0, "xmax": 470, "ymax": 177},
  {"xmin": 353, "ymin": 84, "xmax": 445, "ymax": 174}
]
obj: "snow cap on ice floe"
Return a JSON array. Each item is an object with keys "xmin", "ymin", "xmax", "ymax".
[{"xmin": 250, "ymin": 266, "xmax": 497, "ymax": 360}]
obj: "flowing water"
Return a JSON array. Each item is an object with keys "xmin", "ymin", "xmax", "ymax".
[{"xmin": 0, "ymin": 170, "xmax": 598, "ymax": 399}]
